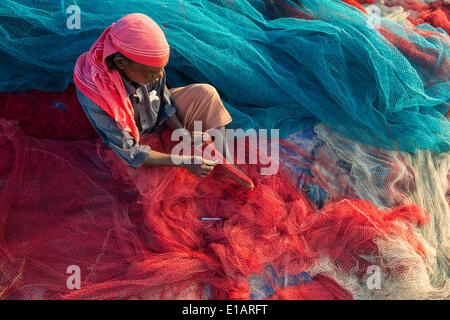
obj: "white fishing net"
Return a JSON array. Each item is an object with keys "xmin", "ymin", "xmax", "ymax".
[{"xmin": 314, "ymin": 123, "xmax": 450, "ymax": 299}]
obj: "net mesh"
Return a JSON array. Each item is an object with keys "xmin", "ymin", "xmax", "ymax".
[
  {"xmin": 0, "ymin": 0, "xmax": 449, "ymax": 300},
  {"xmin": 0, "ymin": 116, "xmax": 434, "ymax": 299},
  {"xmin": 0, "ymin": 0, "xmax": 448, "ymax": 151}
]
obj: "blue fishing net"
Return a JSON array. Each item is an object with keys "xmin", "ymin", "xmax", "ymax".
[{"xmin": 0, "ymin": 0, "xmax": 448, "ymax": 152}]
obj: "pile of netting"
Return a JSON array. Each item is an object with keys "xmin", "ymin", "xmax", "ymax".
[
  {"xmin": 1, "ymin": 0, "xmax": 448, "ymax": 151},
  {"xmin": 0, "ymin": 0, "xmax": 449, "ymax": 300},
  {"xmin": 354, "ymin": 0, "xmax": 450, "ymax": 34}
]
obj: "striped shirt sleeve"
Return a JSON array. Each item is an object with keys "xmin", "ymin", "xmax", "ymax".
[{"xmin": 76, "ymin": 88, "xmax": 151, "ymax": 169}]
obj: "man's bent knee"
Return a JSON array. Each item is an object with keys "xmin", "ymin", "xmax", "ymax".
[{"xmin": 192, "ymin": 83, "xmax": 219, "ymax": 99}]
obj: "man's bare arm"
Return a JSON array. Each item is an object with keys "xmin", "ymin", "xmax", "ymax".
[{"xmin": 140, "ymin": 149, "xmax": 215, "ymax": 178}]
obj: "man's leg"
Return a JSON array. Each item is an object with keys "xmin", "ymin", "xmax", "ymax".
[
  {"xmin": 169, "ymin": 83, "xmax": 241, "ymax": 166},
  {"xmin": 169, "ymin": 83, "xmax": 252, "ymax": 188},
  {"xmin": 169, "ymin": 83, "xmax": 232, "ymax": 153},
  {"xmin": 169, "ymin": 83, "xmax": 232, "ymax": 131}
]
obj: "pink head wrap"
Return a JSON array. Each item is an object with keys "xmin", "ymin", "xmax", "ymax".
[{"xmin": 74, "ymin": 13, "xmax": 170, "ymax": 143}]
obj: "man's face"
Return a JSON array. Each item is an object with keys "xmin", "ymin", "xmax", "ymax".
[{"xmin": 113, "ymin": 55, "xmax": 169, "ymax": 86}]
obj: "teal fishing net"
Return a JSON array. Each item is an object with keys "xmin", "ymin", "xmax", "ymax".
[
  {"xmin": 0, "ymin": 0, "xmax": 448, "ymax": 152},
  {"xmin": 0, "ymin": 0, "xmax": 449, "ymax": 300}
]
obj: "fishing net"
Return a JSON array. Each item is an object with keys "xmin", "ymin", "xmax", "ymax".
[
  {"xmin": 0, "ymin": 0, "xmax": 448, "ymax": 151},
  {"xmin": 363, "ymin": 0, "xmax": 450, "ymax": 34},
  {"xmin": 0, "ymin": 115, "xmax": 435, "ymax": 300},
  {"xmin": 0, "ymin": 85, "xmax": 448, "ymax": 299},
  {"xmin": 0, "ymin": 0, "xmax": 449, "ymax": 300},
  {"xmin": 0, "ymin": 85, "xmax": 96, "ymax": 140},
  {"xmin": 313, "ymin": 124, "xmax": 450, "ymax": 299}
]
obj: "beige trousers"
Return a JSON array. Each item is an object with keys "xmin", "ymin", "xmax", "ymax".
[{"xmin": 168, "ymin": 83, "xmax": 232, "ymax": 131}]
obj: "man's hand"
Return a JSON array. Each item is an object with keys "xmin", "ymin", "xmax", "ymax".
[{"xmin": 182, "ymin": 156, "xmax": 216, "ymax": 178}]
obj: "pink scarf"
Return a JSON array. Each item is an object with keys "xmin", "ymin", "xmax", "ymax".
[{"xmin": 74, "ymin": 13, "xmax": 170, "ymax": 143}]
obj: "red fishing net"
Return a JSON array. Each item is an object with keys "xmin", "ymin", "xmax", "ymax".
[
  {"xmin": 0, "ymin": 0, "xmax": 448, "ymax": 300},
  {"xmin": 0, "ymin": 96, "xmax": 431, "ymax": 299},
  {"xmin": 0, "ymin": 85, "xmax": 96, "ymax": 141}
]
